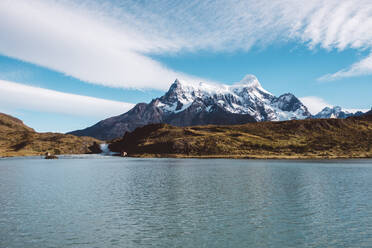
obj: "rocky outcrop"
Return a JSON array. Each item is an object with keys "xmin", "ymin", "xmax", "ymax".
[{"xmin": 44, "ymin": 152, "xmax": 58, "ymax": 159}]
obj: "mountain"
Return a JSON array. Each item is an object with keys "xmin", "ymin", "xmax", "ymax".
[
  {"xmin": 157, "ymin": 75, "xmax": 310, "ymax": 122},
  {"xmin": 365, "ymin": 109, "xmax": 372, "ymax": 117},
  {"xmin": 0, "ymin": 113, "xmax": 34, "ymax": 132},
  {"xmin": 108, "ymin": 117, "xmax": 372, "ymax": 159},
  {"xmin": 354, "ymin": 108, "xmax": 372, "ymax": 121},
  {"xmin": 314, "ymin": 106, "xmax": 364, "ymax": 119},
  {"xmin": 69, "ymin": 75, "xmax": 311, "ymax": 140},
  {"xmin": 0, "ymin": 113, "xmax": 101, "ymax": 157}
]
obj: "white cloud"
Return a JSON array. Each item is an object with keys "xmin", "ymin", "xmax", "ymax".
[
  {"xmin": 0, "ymin": 0, "xmax": 213, "ymax": 90},
  {"xmin": 1, "ymin": 0, "xmax": 372, "ymax": 88},
  {"xmin": 299, "ymin": 96, "xmax": 332, "ymax": 115},
  {"xmin": 300, "ymin": 96, "xmax": 370, "ymax": 114},
  {"xmin": 0, "ymin": 80, "xmax": 134, "ymax": 117},
  {"xmin": 343, "ymin": 108, "xmax": 370, "ymax": 114},
  {"xmin": 318, "ymin": 54, "xmax": 372, "ymax": 81}
]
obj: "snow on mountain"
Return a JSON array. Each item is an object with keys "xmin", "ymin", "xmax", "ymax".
[
  {"xmin": 69, "ymin": 74, "xmax": 312, "ymax": 140},
  {"xmin": 155, "ymin": 75, "xmax": 311, "ymax": 121},
  {"xmin": 314, "ymin": 106, "xmax": 365, "ymax": 119}
]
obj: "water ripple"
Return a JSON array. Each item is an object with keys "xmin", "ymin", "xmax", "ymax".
[{"xmin": 1, "ymin": 158, "xmax": 372, "ymax": 247}]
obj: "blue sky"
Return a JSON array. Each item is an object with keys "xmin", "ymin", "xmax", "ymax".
[{"xmin": 0, "ymin": 0, "xmax": 372, "ymax": 132}]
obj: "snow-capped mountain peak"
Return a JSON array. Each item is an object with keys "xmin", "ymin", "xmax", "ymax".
[
  {"xmin": 314, "ymin": 106, "xmax": 365, "ymax": 119},
  {"xmin": 233, "ymin": 74, "xmax": 266, "ymax": 91},
  {"xmin": 155, "ymin": 75, "xmax": 311, "ymax": 121},
  {"xmin": 168, "ymin": 74, "xmax": 266, "ymax": 96}
]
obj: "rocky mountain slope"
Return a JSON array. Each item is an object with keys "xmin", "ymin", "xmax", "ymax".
[
  {"xmin": 0, "ymin": 113, "xmax": 101, "ymax": 157},
  {"xmin": 365, "ymin": 109, "xmax": 372, "ymax": 117},
  {"xmin": 314, "ymin": 106, "xmax": 364, "ymax": 119},
  {"xmin": 69, "ymin": 75, "xmax": 311, "ymax": 140},
  {"xmin": 109, "ymin": 116, "xmax": 372, "ymax": 159},
  {"xmin": 355, "ymin": 108, "xmax": 372, "ymax": 121}
]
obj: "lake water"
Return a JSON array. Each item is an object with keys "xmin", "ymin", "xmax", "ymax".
[{"xmin": 1, "ymin": 156, "xmax": 372, "ymax": 247}]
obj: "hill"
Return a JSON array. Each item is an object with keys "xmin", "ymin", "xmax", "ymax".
[
  {"xmin": 0, "ymin": 113, "xmax": 101, "ymax": 157},
  {"xmin": 109, "ymin": 117, "xmax": 372, "ymax": 159}
]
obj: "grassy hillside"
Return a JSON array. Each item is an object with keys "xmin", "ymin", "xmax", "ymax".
[
  {"xmin": 109, "ymin": 117, "xmax": 372, "ymax": 159},
  {"xmin": 0, "ymin": 113, "xmax": 101, "ymax": 157}
]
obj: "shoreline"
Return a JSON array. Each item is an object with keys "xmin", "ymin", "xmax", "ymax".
[
  {"xmin": 2, "ymin": 153, "xmax": 372, "ymax": 160},
  {"xmin": 125, "ymin": 153, "xmax": 372, "ymax": 160}
]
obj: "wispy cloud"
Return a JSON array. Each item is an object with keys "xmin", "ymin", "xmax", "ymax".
[
  {"xmin": 1, "ymin": 0, "xmax": 372, "ymax": 89},
  {"xmin": 299, "ymin": 96, "xmax": 332, "ymax": 115},
  {"xmin": 0, "ymin": 0, "xmax": 211, "ymax": 90},
  {"xmin": 0, "ymin": 80, "xmax": 134, "ymax": 117},
  {"xmin": 318, "ymin": 54, "xmax": 372, "ymax": 81},
  {"xmin": 300, "ymin": 96, "xmax": 369, "ymax": 114}
]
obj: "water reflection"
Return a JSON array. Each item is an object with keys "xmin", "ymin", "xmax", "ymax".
[{"xmin": 1, "ymin": 158, "xmax": 372, "ymax": 247}]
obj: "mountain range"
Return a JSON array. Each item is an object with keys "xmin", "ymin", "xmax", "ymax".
[
  {"xmin": 313, "ymin": 106, "xmax": 364, "ymax": 119},
  {"xmin": 68, "ymin": 75, "xmax": 367, "ymax": 140}
]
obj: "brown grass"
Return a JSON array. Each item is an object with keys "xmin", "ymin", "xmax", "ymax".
[
  {"xmin": 109, "ymin": 118, "xmax": 372, "ymax": 159},
  {"xmin": 0, "ymin": 113, "xmax": 101, "ymax": 157}
]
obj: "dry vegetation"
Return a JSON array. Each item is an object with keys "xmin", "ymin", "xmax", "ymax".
[
  {"xmin": 110, "ymin": 116, "xmax": 372, "ymax": 159},
  {"xmin": 0, "ymin": 113, "xmax": 101, "ymax": 157}
]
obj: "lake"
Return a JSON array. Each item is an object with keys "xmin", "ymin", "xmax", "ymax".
[{"xmin": 1, "ymin": 156, "xmax": 372, "ymax": 247}]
